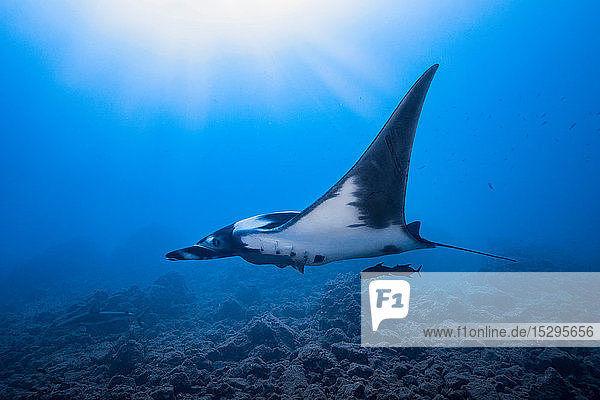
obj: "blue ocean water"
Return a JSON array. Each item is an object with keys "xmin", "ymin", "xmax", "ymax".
[{"xmin": 1, "ymin": 2, "xmax": 599, "ymax": 399}]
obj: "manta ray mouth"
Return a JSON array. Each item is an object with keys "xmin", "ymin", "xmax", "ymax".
[{"xmin": 166, "ymin": 245, "xmax": 218, "ymax": 261}]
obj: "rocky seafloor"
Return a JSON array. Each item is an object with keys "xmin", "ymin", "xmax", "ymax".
[{"xmin": 1, "ymin": 270, "xmax": 599, "ymax": 400}]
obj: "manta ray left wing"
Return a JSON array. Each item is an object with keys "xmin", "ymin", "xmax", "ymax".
[{"xmin": 277, "ymin": 65, "xmax": 439, "ymax": 239}]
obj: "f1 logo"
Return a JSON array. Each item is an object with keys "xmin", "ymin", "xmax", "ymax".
[{"xmin": 369, "ymin": 279, "xmax": 410, "ymax": 331}]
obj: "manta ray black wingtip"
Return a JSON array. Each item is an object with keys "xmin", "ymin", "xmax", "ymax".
[{"xmin": 420, "ymin": 64, "xmax": 439, "ymax": 80}]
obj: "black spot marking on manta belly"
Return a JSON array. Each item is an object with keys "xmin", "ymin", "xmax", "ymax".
[
  {"xmin": 314, "ymin": 255, "xmax": 325, "ymax": 263},
  {"xmin": 290, "ymin": 251, "xmax": 296, "ymax": 257},
  {"xmin": 381, "ymin": 245, "xmax": 400, "ymax": 254}
]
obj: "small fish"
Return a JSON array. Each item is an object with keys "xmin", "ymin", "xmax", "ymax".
[
  {"xmin": 362, "ymin": 262, "xmax": 423, "ymax": 278},
  {"xmin": 540, "ymin": 121, "xmax": 548, "ymax": 127},
  {"xmin": 569, "ymin": 123, "xmax": 577, "ymax": 130},
  {"xmin": 488, "ymin": 182, "xmax": 495, "ymax": 190},
  {"xmin": 56, "ymin": 308, "xmax": 138, "ymax": 328},
  {"xmin": 98, "ymin": 311, "xmax": 136, "ymax": 317}
]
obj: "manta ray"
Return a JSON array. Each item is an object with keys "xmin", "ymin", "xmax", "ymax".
[{"xmin": 167, "ymin": 64, "xmax": 515, "ymax": 272}]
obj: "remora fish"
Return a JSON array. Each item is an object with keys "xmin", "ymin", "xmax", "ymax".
[
  {"xmin": 361, "ymin": 262, "xmax": 422, "ymax": 278},
  {"xmin": 55, "ymin": 305, "xmax": 139, "ymax": 328},
  {"xmin": 167, "ymin": 65, "xmax": 515, "ymax": 273}
]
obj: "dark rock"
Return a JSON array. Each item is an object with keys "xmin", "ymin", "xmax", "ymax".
[
  {"xmin": 207, "ymin": 382, "xmax": 235, "ymax": 397},
  {"xmin": 214, "ymin": 298, "xmax": 244, "ymax": 321},
  {"xmin": 213, "ymin": 313, "xmax": 298, "ymax": 361},
  {"xmin": 318, "ymin": 317, "xmax": 347, "ymax": 331},
  {"xmin": 321, "ymin": 328, "xmax": 349, "ymax": 345},
  {"xmin": 227, "ymin": 377, "xmax": 249, "ymax": 391},
  {"xmin": 250, "ymin": 344, "xmax": 288, "ymax": 362},
  {"xmin": 526, "ymin": 348, "xmax": 577, "ymax": 374},
  {"xmin": 131, "ymin": 393, "xmax": 153, "ymax": 400},
  {"xmin": 466, "ymin": 378, "xmax": 499, "ymax": 400},
  {"xmin": 134, "ymin": 370, "xmax": 151, "ymax": 386},
  {"xmin": 107, "ymin": 375, "xmax": 135, "ymax": 389},
  {"xmin": 194, "ymin": 370, "xmax": 211, "ymax": 386},
  {"xmin": 279, "ymin": 363, "xmax": 308, "ymax": 397},
  {"xmin": 278, "ymin": 303, "xmax": 307, "ymax": 318},
  {"xmin": 447, "ymin": 389, "xmax": 467, "ymax": 400},
  {"xmin": 109, "ymin": 340, "xmax": 143, "ymax": 375},
  {"xmin": 419, "ymin": 379, "xmax": 442, "ymax": 398},
  {"xmin": 323, "ymin": 367, "xmax": 345, "ymax": 387},
  {"xmin": 162, "ymin": 349, "xmax": 185, "ymax": 367},
  {"xmin": 245, "ymin": 313, "xmax": 298, "ymax": 348},
  {"xmin": 336, "ymin": 380, "xmax": 365, "ymax": 399},
  {"xmin": 240, "ymin": 356, "xmax": 270, "ymax": 379},
  {"xmin": 169, "ymin": 372, "xmax": 191, "ymax": 394},
  {"xmin": 393, "ymin": 362, "xmax": 410, "ymax": 377},
  {"xmin": 494, "ymin": 374, "xmax": 517, "ymax": 389},
  {"xmin": 150, "ymin": 386, "xmax": 175, "ymax": 400},
  {"xmin": 105, "ymin": 385, "xmax": 136, "ymax": 400},
  {"xmin": 348, "ymin": 363, "xmax": 373, "ymax": 379},
  {"xmin": 403, "ymin": 374, "xmax": 419, "ymax": 386},
  {"xmin": 330, "ymin": 342, "xmax": 369, "ymax": 364},
  {"xmin": 304, "ymin": 383, "xmax": 327, "ymax": 400},
  {"xmin": 472, "ymin": 365, "xmax": 494, "ymax": 377},
  {"xmin": 583, "ymin": 352, "xmax": 600, "ymax": 377},
  {"xmin": 374, "ymin": 394, "xmax": 400, "ymax": 400},
  {"xmin": 297, "ymin": 344, "xmax": 335, "ymax": 373},
  {"xmin": 530, "ymin": 367, "xmax": 571, "ymax": 400},
  {"xmin": 190, "ymin": 353, "xmax": 211, "ymax": 370}
]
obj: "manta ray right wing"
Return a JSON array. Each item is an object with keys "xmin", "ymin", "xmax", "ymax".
[
  {"xmin": 275, "ymin": 64, "xmax": 515, "ymax": 263},
  {"xmin": 277, "ymin": 65, "xmax": 439, "ymax": 242}
]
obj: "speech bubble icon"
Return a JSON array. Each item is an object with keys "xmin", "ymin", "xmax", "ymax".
[{"xmin": 369, "ymin": 279, "xmax": 410, "ymax": 331}]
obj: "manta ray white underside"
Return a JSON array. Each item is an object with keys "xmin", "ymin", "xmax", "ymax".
[{"xmin": 239, "ymin": 176, "xmax": 424, "ymax": 267}]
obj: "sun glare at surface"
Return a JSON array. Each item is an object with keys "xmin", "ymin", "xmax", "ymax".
[
  {"xmin": 84, "ymin": 0, "xmax": 365, "ymax": 56},
  {"xmin": 2, "ymin": 0, "xmax": 494, "ymax": 123}
]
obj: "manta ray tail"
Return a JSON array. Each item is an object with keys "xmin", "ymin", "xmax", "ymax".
[
  {"xmin": 406, "ymin": 221, "xmax": 516, "ymax": 262},
  {"xmin": 430, "ymin": 242, "xmax": 516, "ymax": 262}
]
